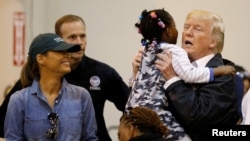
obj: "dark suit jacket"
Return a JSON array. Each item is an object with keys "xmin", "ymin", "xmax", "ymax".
[{"xmin": 165, "ymin": 53, "xmax": 240, "ymax": 141}]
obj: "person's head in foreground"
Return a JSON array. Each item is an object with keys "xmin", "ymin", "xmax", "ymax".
[{"xmin": 118, "ymin": 106, "xmax": 169, "ymax": 141}]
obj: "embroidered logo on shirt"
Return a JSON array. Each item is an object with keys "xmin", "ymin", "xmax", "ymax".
[{"xmin": 89, "ymin": 75, "xmax": 101, "ymax": 90}]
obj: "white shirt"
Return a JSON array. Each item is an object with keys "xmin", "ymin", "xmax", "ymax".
[
  {"xmin": 241, "ymin": 89, "xmax": 250, "ymax": 124},
  {"xmin": 162, "ymin": 42, "xmax": 214, "ymax": 89}
]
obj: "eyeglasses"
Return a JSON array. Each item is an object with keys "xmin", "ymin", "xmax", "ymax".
[{"xmin": 46, "ymin": 112, "xmax": 59, "ymax": 139}]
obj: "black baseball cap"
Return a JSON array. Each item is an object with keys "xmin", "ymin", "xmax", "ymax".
[{"xmin": 28, "ymin": 33, "xmax": 80, "ymax": 62}]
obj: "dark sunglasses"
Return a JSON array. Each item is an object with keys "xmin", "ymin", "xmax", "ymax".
[{"xmin": 46, "ymin": 112, "xmax": 59, "ymax": 139}]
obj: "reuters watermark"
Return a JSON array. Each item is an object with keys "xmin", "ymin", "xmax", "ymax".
[{"xmin": 212, "ymin": 129, "xmax": 247, "ymax": 137}]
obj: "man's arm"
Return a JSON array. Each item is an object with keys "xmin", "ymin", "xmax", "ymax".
[
  {"xmin": 156, "ymin": 52, "xmax": 239, "ymax": 128},
  {"xmin": 105, "ymin": 69, "xmax": 130, "ymax": 112},
  {"xmin": 165, "ymin": 76, "xmax": 239, "ymax": 128}
]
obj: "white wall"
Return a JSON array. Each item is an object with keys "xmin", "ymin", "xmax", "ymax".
[
  {"xmin": 0, "ymin": 0, "xmax": 25, "ymax": 106},
  {"xmin": 1, "ymin": 0, "xmax": 250, "ymax": 140}
]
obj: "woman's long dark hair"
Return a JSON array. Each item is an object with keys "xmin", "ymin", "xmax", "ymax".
[{"xmin": 20, "ymin": 56, "xmax": 40, "ymax": 88}]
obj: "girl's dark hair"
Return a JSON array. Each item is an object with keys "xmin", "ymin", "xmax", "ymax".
[
  {"xmin": 120, "ymin": 106, "xmax": 168, "ymax": 136},
  {"xmin": 20, "ymin": 56, "xmax": 40, "ymax": 88},
  {"xmin": 135, "ymin": 9, "xmax": 173, "ymax": 46}
]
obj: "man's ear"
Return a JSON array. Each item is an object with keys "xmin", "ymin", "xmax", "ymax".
[{"xmin": 209, "ymin": 39, "xmax": 217, "ymax": 48}]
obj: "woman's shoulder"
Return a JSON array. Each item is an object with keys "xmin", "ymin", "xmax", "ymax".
[
  {"xmin": 67, "ymin": 83, "xmax": 88, "ymax": 92},
  {"xmin": 66, "ymin": 83, "xmax": 90, "ymax": 96},
  {"xmin": 8, "ymin": 86, "xmax": 33, "ymax": 104}
]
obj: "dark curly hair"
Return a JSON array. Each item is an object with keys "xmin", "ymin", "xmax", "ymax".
[
  {"xmin": 135, "ymin": 9, "xmax": 173, "ymax": 46},
  {"xmin": 120, "ymin": 106, "xmax": 168, "ymax": 136}
]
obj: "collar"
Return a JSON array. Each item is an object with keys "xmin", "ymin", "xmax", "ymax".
[
  {"xmin": 192, "ymin": 54, "xmax": 215, "ymax": 67},
  {"xmin": 30, "ymin": 78, "xmax": 68, "ymax": 96}
]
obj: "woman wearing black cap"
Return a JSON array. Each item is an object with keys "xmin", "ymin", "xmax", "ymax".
[{"xmin": 4, "ymin": 33, "xmax": 98, "ymax": 141}]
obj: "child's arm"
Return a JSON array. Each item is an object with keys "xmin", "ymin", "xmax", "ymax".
[{"xmin": 213, "ymin": 65, "xmax": 236, "ymax": 76}]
